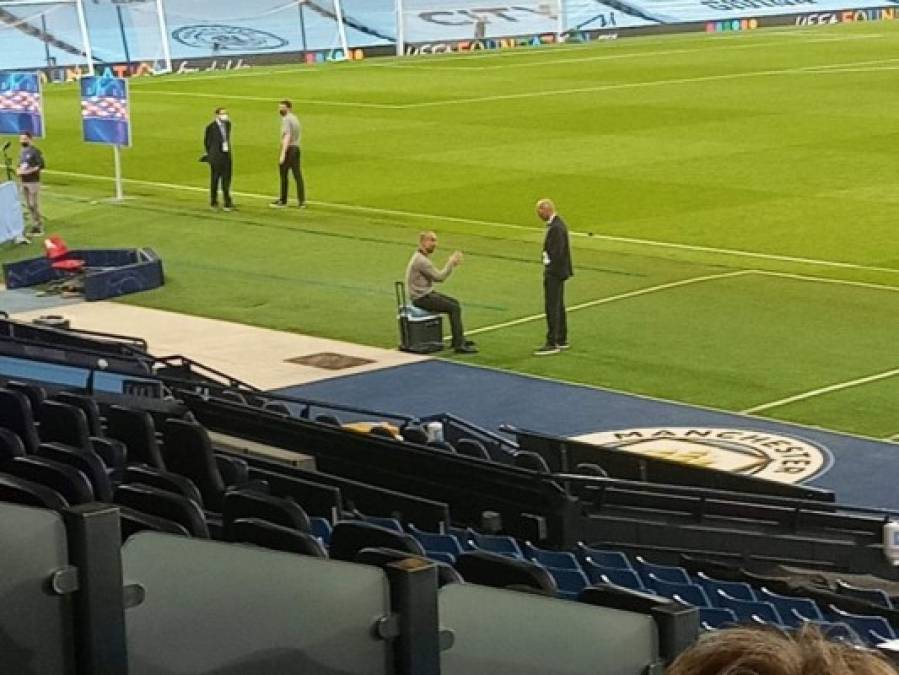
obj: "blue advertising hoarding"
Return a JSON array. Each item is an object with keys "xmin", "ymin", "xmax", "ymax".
[
  {"xmin": 0, "ymin": 72, "xmax": 44, "ymax": 137},
  {"xmin": 80, "ymin": 75, "xmax": 131, "ymax": 147}
]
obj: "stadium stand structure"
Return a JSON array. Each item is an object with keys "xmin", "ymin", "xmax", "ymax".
[{"xmin": 2, "ymin": 315, "xmax": 899, "ymax": 672}]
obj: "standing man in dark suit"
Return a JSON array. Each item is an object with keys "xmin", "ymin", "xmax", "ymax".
[
  {"xmin": 204, "ymin": 107, "xmax": 234, "ymax": 211},
  {"xmin": 535, "ymin": 198, "xmax": 573, "ymax": 356}
]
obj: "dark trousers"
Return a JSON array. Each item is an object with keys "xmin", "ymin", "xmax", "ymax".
[
  {"xmin": 544, "ymin": 274, "xmax": 567, "ymax": 346},
  {"xmin": 279, "ymin": 145, "xmax": 305, "ymax": 204},
  {"xmin": 210, "ymin": 155, "xmax": 232, "ymax": 207},
  {"xmin": 413, "ymin": 291, "xmax": 465, "ymax": 348}
]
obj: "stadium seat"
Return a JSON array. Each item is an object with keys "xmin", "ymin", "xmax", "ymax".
[
  {"xmin": 53, "ymin": 391, "xmax": 104, "ymax": 437},
  {"xmin": 162, "ymin": 418, "xmax": 227, "ymax": 511},
  {"xmin": 427, "ymin": 440, "xmax": 456, "ymax": 453},
  {"xmin": 228, "ymin": 518, "xmax": 327, "ymax": 558},
  {"xmin": 262, "ymin": 401, "xmax": 291, "ymax": 416},
  {"xmin": 575, "ymin": 462, "xmax": 608, "ymax": 477},
  {"xmin": 455, "ymin": 438, "xmax": 490, "ymax": 461},
  {"xmin": 310, "ymin": 517, "xmax": 333, "ymax": 545},
  {"xmin": 106, "ymin": 405, "xmax": 166, "ymax": 469},
  {"xmin": 214, "ymin": 454, "xmax": 250, "ymax": 487},
  {"xmin": 314, "ymin": 414, "xmax": 341, "ymax": 426},
  {"xmin": 828, "ymin": 605, "xmax": 896, "ymax": 643},
  {"xmin": 454, "ymin": 550, "xmax": 557, "ymax": 595},
  {"xmin": 425, "ymin": 551, "xmax": 456, "ymax": 565},
  {"xmin": 89, "ymin": 437, "xmax": 127, "ymax": 478},
  {"xmin": 369, "ymin": 425, "xmax": 397, "ymax": 440},
  {"xmin": 524, "ymin": 542, "xmax": 582, "ymax": 570},
  {"xmin": 0, "ymin": 428, "xmax": 26, "ymax": 461},
  {"xmin": 698, "ymin": 607, "xmax": 738, "ymax": 630},
  {"xmin": 577, "ymin": 543, "xmax": 632, "ymax": 570},
  {"xmin": 715, "ymin": 590, "xmax": 784, "ymax": 625},
  {"xmin": 584, "ymin": 563, "xmax": 647, "ymax": 592},
  {"xmin": 359, "ymin": 514, "xmax": 403, "ymax": 532},
  {"xmin": 400, "ymin": 426, "xmax": 429, "ymax": 445},
  {"xmin": 756, "ymin": 587, "xmax": 824, "ymax": 626},
  {"xmin": 407, "ymin": 524, "xmax": 465, "ymax": 556},
  {"xmin": 0, "ymin": 389, "xmax": 41, "ymax": 453},
  {"xmin": 468, "ymin": 530, "xmax": 523, "ymax": 558},
  {"xmin": 44, "ymin": 235, "xmax": 85, "ymax": 276},
  {"xmin": 119, "ymin": 506, "xmax": 191, "ymax": 541},
  {"xmin": 835, "ymin": 579, "xmax": 893, "ymax": 608},
  {"xmin": 6, "ymin": 380, "xmax": 46, "ymax": 413},
  {"xmin": 114, "ymin": 483, "xmax": 210, "ymax": 538},
  {"xmin": 645, "ymin": 574, "xmax": 711, "ymax": 608},
  {"xmin": 38, "ymin": 400, "xmax": 92, "ymax": 449},
  {"xmin": 695, "ymin": 572, "xmax": 756, "ymax": 604},
  {"xmin": 513, "ymin": 451, "xmax": 550, "ymax": 472},
  {"xmin": 0, "ymin": 472, "xmax": 68, "ymax": 510},
  {"xmin": 545, "ymin": 566, "xmax": 590, "ymax": 599},
  {"xmin": 123, "ymin": 465, "xmax": 204, "ymax": 507},
  {"xmin": 329, "ymin": 521, "xmax": 425, "ymax": 562},
  {"xmin": 222, "ymin": 489, "xmax": 311, "ymax": 539},
  {"xmin": 633, "ymin": 557, "xmax": 691, "ymax": 585},
  {"xmin": 219, "ymin": 390, "xmax": 247, "ymax": 405},
  {"xmin": 34, "ymin": 442, "xmax": 112, "ymax": 502},
  {"xmin": 355, "ymin": 547, "xmax": 463, "ymax": 587},
  {"xmin": 4, "ymin": 455, "xmax": 94, "ymax": 505}
]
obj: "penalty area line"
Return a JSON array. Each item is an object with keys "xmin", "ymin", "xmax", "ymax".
[
  {"xmin": 742, "ymin": 367, "xmax": 899, "ymax": 415},
  {"xmin": 454, "ymin": 269, "xmax": 752, "ymax": 340}
]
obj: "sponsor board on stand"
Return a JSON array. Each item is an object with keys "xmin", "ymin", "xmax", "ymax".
[{"xmin": 573, "ymin": 427, "xmax": 830, "ymax": 484}]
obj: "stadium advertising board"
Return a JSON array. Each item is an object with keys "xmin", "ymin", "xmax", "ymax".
[
  {"xmin": 80, "ymin": 75, "xmax": 132, "ymax": 147},
  {"xmin": 0, "ymin": 72, "xmax": 44, "ymax": 137}
]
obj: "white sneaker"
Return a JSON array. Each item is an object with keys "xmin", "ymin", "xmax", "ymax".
[{"xmin": 14, "ymin": 235, "xmax": 31, "ymax": 245}]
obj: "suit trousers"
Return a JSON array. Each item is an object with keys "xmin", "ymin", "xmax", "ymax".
[
  {"xmin": 210, "ymin": 155, "xmax": 233, "ymax": 207},
  {"xmin": 413, "ymin": 291, "xmax": 465, "ymax": 348},
  {"xmin": 544, "ymin": 274, "xmax": 567, "ymax": 346},
  {"xmin": 279, "ymin": 145, "xmax": 305, "ymax": 205}
]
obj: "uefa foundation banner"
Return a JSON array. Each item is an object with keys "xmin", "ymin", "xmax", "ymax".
[
  {"xmin": 0, "ymin": 72, "xmax": 44, "ymax": 137},
  {"xmin": 80, "ymin": 75, "xmax": 132, "ymax": 147}
]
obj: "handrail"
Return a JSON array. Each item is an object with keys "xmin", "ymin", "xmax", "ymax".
[{"xmin": 438, "ymin": 412, "xmax": 519, "ymax": 451}]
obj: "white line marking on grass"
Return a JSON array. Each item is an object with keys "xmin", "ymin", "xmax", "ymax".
[
  {"xmin": 743, "ymin": 368, "xmax": 899, "ymax": 414},
  {"xmin": 752, "ymin": 270, "xmax": 899, "ymax": 294},
  {"xmin": 133, "ymin": 89, "xmax": 401, "ymax": 109},
  {"xmin": 888, "ymin": 433, "xmax": 899, "ymax": 441},
  {"xmin": 44, "ymin": 169, "xmax": 899, "ymax": 277},
  {"xmin": 457, "ymin": 270, "xmax": 752, "ymax": 339}
]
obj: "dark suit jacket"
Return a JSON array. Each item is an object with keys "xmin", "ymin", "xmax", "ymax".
[
  {"xmin": 204, "ymin": 120, "xmax": 232, "ymax": 164},
  {"xmin": 543, "ymin": 215, "xmax": 573, "ymax": 280}
]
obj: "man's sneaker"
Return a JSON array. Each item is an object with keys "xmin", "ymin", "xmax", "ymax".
[
  {"xmin": 210, "ymin": 204, "xmax": 219, "ymax": 210},
  {"xmin": 454, "ymin": 344, "xmax": 478, "ymax": 354},
  {"xmin": 270, "ymin": 200, "xmax": 287, "ymax": 208},
  {"xmin": 534, "ymin": 344, "xmax": 561, "ymax": 356},
  {"xmin": 464, "ymin": 339, "xmax": 477, "ymax": 347},
  {"xmin": 14, "ymin": 234, "xmax": 30, "ymax": 245},
  {"xmin": 557, "ymin": 342, "xmax": 570, "ymax": 350},
  {"xmin": 297, "ymin": 202, "xmax": 307, "ymax": 209},
  {"xmin": 223, "ymin": 205, "xmax": 235, "ymax": 212}
]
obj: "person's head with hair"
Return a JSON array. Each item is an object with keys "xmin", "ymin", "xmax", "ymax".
[
  {"xmin": 19, "ymin": 131, "xmax": 33, "ymax": 146},
  {"xmin": 279, "ymin": 100, "xmax": 292, "ymax": 116},
  {"xmin": 419, "ymin": 230, "xmax": 438, "ymax": 255},
  {"xmin": 535, "ymin": 198, "xmax": 556, "ymax": 223},
  {"xmin": 667, "ymin": 626, "xmax": 896, "ymax": 675}
]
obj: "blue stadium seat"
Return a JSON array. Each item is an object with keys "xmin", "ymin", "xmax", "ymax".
[
  {"xmin": 756, "ymin": 587, "xmax": 824, "ymax": 627},
  {"xmin": 468, "ymin": 530, "xmax": 523, "ymax": 558},
  {"xmin": 809, "ymin": 621, "xmax": 864, "ymax": 644},
  {"xmin": 524, "ymin": 542, "xmax": 582, "ymax": 570},
  {"xmin": 828, "ymin": 605, "xmax": 896, "ymax": 644},
  {"xmin": 699, "ymin": 607, "xmax": 738, "ymax": 630},
  {"xmin": 695, "ymin": 572, "xmax": 756, "ymax": 605},
  {"xmin": 715, "ymin": 590, "xmax": 784, "ymax": 625},
  {"xmin": 576, "ymin": 543, "xmax": 632, "ymax": 570},
  {"xmin": 582, "ymin": 558, "xmax": 646, "ymax": 591},
  {"xmin": 545, "ymin": 566, "xmax": 590, "ymax": 600},
  {"xmin": 309, "ymin": 517, "xmax": 332, "ymax": 545},
  {"xmin": 835, "ymin": 579, "xmax": 893, "ymax": 609},
  {"xmin": 633, "ymin": 556, "xmax": 690, "ymax": 585},
  {"xmin": 646, "ymin": 574, "xmax": 711, "ymax": 608},
  {"xmin": 407, "ymin": 524, "xmax": 464, "ymax": 556}
]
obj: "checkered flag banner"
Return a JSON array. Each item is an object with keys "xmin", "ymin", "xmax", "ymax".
[{"xmin": 81, "ymin": 96, "xmax": 128, "ymax": 121}]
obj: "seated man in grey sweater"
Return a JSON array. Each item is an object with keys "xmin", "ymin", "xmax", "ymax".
[{"xmin": 405, "ymin": 231, "xmax": 477, "ymax": 354}]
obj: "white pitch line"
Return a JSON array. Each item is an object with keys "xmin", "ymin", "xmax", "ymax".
[
  {"xmin": 43, "ymin": 169, "xmax": 899, "ymax": 277},
  {"xmin": 752, "ymin": 270, "xmax": 899, "ymax": 294},
  {"xmin": 133, "ymin": 89, "xmax": 401, "ymax": 109},
  {"xmin": 743, "ymin": 367, "xmax": 899, "ymax": 414},
  {"xmin": 457, "ymin": 269, "xmax": 752, "ymax": 338}
]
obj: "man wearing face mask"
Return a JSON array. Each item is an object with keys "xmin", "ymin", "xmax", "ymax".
[
  {"xmin": 16, "ymin": 131, "xmax": 44, "ymax": 238},
  {"xmin": 203, "ymin": 106, "xmax": 234, "ymax": 211},
  {"xmin": 270, "ymin": 100, "xmax": 305, "ymax": 209}
]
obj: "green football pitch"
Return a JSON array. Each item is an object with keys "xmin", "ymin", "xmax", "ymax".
[{"xmin": 1, "ymin": 21, "xmax": 897, "ymax": 439}]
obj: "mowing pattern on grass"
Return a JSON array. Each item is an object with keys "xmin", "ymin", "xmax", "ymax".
[{"xmin": 0, "ymin": 23, "xmax": 896, "ymax": 438}]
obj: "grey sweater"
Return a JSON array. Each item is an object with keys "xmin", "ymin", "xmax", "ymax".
[{"xmin": 406, "ymin": 250, "xmax": 453, "ymax": 300}]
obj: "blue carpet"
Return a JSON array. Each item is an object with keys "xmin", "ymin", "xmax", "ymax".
[
  {"xmin": 276, "ymin": 360, "xmax": 899, "ymax": 512},
  {"xmin": 0, "ymin": 287, "xmax": 82, "ymax": 314}
]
